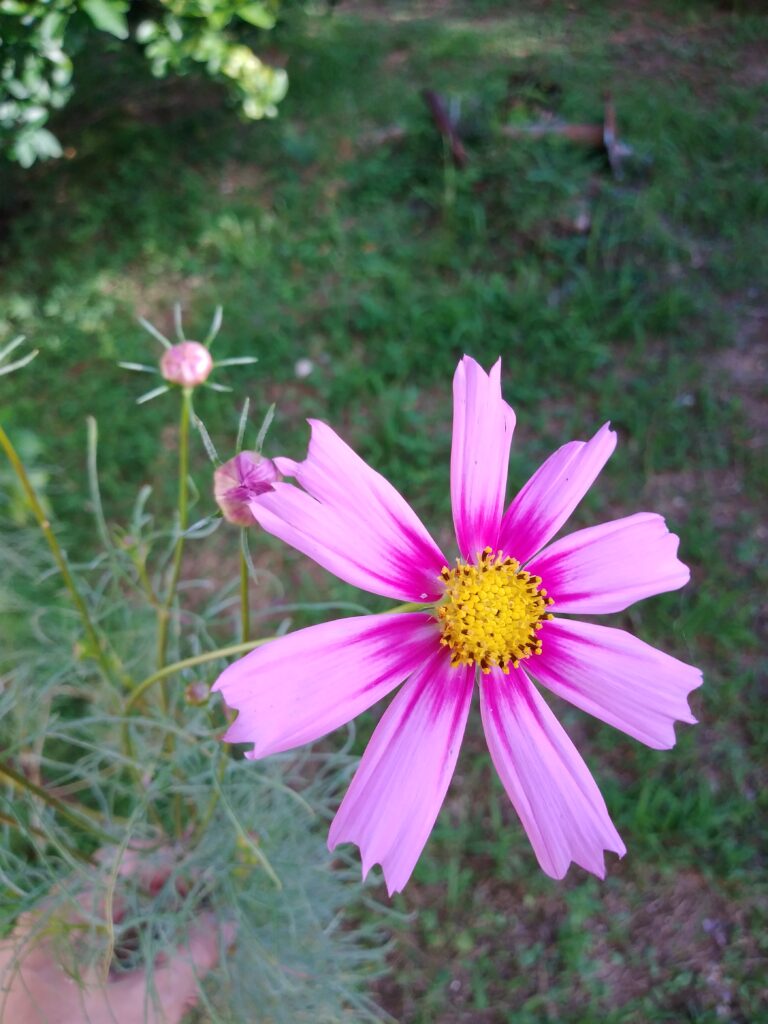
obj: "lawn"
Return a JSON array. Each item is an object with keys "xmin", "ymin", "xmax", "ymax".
[{"xmin": 1, "ymin": 1, "xmax": 766, "ymax": 1021}]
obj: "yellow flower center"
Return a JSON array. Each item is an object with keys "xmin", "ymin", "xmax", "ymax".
[{"xmin": 437, "ymin": 547, "xmax": 554, "ymax": 674}]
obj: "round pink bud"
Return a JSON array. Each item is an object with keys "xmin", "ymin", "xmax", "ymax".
[
  {"xmin": 160, "ymin": 341, "xmax": 214, "ymax": 387},
  {"xmin": 214, "ymin": 451, "xmax": 279, "ymax": 526},
  {"xmin": 184, "ymin": 681, "xmax": 210, "ymax": 706}
]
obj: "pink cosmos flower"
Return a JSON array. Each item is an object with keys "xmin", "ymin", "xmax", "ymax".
[{"xmin": 213, "ymin": 356, "xmax": 702, "ymax": 895}]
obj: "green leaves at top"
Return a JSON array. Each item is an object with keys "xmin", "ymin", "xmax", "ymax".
[
  {"xmin": 238, "ymin": 3, "xmax": 277, "ymax": 30},
  {"xmin": 80, "ymin": 0, "xmax": 129, "ymax": 39}
]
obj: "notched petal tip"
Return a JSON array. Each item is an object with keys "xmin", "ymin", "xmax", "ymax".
[
  {"xmin": 219, "ymin": 714, "xmax": 247, "ymax": 743},
  {"xmin": 480, "ymin": 669, "xmax": 624, "ymax": 881},
  {"xmin": 532, "ymin": 619, "xmax": 702, "ymax": 751},
  {"xmin": 544, "ymin": 836, "xmax": 626, "ymax": 882},
  {"xmin": 327, "ymin": 836, "xmax": 405, "ymax": 897},
  {"xmin": 327, "ymin": 655, "xmax": 474, "ymax": 896},
  {"xmin": 561, "ymin": 829, "xmax": 626, "ymax": 881},
  {"xmin": 457, "ymin": 352, "xmax": 502, "ymax": 375},
  {"xmin": 596, "ymin": 419, "xmax": 616, "ymax": 439},
  {"xmin": 547, "ymin": 827, "xmax": 626, "ymax": 882}
]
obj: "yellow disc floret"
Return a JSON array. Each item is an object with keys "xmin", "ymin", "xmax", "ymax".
[{"xmin": 437, "ymin": 547, "xmax": 554, "ymax": 674}]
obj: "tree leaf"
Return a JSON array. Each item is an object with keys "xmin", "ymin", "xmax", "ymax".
[
  {"xmin": 238, "ymin": 4, "xmax": 276, "ymax": 29},
  {"xmin": 81, "ymin": 0, "xmax": 129, "ymax": 39}
]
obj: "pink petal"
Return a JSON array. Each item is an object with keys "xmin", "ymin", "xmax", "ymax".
[
  {"xmin": 213, "ymin": 612, "xmax": 438, "ymax": 756},
  {"xmin": 249, "ymin": 420, "xmax": 446, "ymax": 602},
  {"xmin": 451, "ymin": 356, "xmax": 516, "ymax": 559},
  {"xmin": 498, "ymin": 423, "xmax": 616, "ymax": 565},
  {"xmin": 329, "ymin": 652, "xmax": 474, "ymax": 896},
  {"xmin": 529, "ymin": 512, "xmax": 690, "ymax": 614},
  {"xmin": 531, "ymin": 618, "xmax": 701, "ymax": 749},
  {"xmin": 480, "ymin": 668, "xmax": 625, "ymax": 879}
]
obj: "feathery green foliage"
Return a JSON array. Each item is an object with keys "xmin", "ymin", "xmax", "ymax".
[{"xmin": 0, "ymin": 364, "xmax": 389, "ymax": 1020}]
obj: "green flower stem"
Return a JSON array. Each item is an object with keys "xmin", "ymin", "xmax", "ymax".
[
  {"xmin": 156, "ymin": 387, "xmax": 192, "ymax": 679},
  {"xmin": 153, "ymin": 387, "xmax": 192, "ymax": 837},
  {"xmin": 213, "ymin": 768, "xmax": 282, "ymax": 889},
  {"xmin": 240, "ymin": 530, "xmax": 250, "ymax": 643},
  {"xmin": 0, "ymin": 759, "xmax": 118, "ymax": 846},
  {"xmin": 125, "ymin": 638, "xmax": 275, "ymax": 712},
  {"xmin": 0, "ymin": 422, "xmax": 123, "ymax": 689},
  {"xmin": 134, "ymin": 555, "xmax": 160, "ymax": 607},
  {"xmin": 387, "ymin": 601, "xmax": 430, "ymax": 614},
  {"xmin": 193, "ymin": 746, "xmax": 228, "ymax": 847}
]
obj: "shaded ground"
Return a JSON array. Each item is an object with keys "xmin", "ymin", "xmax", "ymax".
[{"xmin": 1, "ymin": 1, "xmax": 767, "ymax": 1021}]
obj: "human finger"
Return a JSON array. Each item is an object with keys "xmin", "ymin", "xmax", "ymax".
[{"xmin": 105, "ymin": 912, "xmax": 234, "ymax": 1024}]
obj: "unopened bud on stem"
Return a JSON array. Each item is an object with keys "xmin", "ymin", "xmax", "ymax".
[
  {"xmin": 214, "ymin": 451, "xmax": 279, "ymax": 526},
  {"xmin": 160, "ymin": 341, "xmax": 213, "ymax": 387}
]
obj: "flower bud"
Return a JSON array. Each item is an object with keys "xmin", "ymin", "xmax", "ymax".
[
  {"xmin": 184, "ymin": 681, "xmax": 210, "ymax": 706},
  {"xmin": 214, "ymin": 451, "xmax": 279, "ymax": 526},
  {"xmin": 160, "ymin": 341, "xmax": 213, "ymax": 387}
]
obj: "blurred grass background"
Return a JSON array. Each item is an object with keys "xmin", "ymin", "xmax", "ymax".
[{"xmin": 1, "ymin": 0, "xmax": 766, "ymax": 1021}]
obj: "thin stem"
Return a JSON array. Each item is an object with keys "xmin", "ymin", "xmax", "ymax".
[
  {"xmin": 387, "ymin": 601, "xmax": 429, "ymax": 614},
  {"xmin": 442, "ymin": 134, "xmax": 457, "ymax": 212},
  {"xmin": 0, "ymin": 423, "xmax": 122, "ymax": 688},
  {"xmin": 240, "ymin": 530, "xmax": 250, "ymax": 643},
  {"xmin": 0, "ymin": 760, "xmax": 118, "ymax": 846},
  {"xmin": 125, "ymin": 638, "xmax": 275, "ymax": 712},
  {"xmin": 193, "ymin": 746, "xmax": 228, "ymax": 846},
  {"xmin": 154, "ymin": 388, "xmax": 192, "ymax": 836},
  {"xmin": 212, "ymin": 769, "xmax": 282, "ymax": 889},
  {"xmin": 195, "ymin": 537, "xmax": 255, "ymax": 842},
  {"xmin": 0, "ymin": 810, "xmax": 45, "ymax": 844},
  {"xmin": 134, "ymin": 555, "xmax": 160, "ymax": 607},
  {"xmin": 156, "ymin": 388, "xmax": 192, "ymax": 676}
]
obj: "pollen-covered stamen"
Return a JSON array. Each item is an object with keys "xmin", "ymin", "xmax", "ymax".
[{"xmin": 437, "ymin": 546, "xmax": 554, "ymax": 674}]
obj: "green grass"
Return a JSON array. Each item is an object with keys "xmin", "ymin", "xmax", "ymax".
[{"xmin": 1, "ymin": 1, "xmax": 767, "ymax": 1021}]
